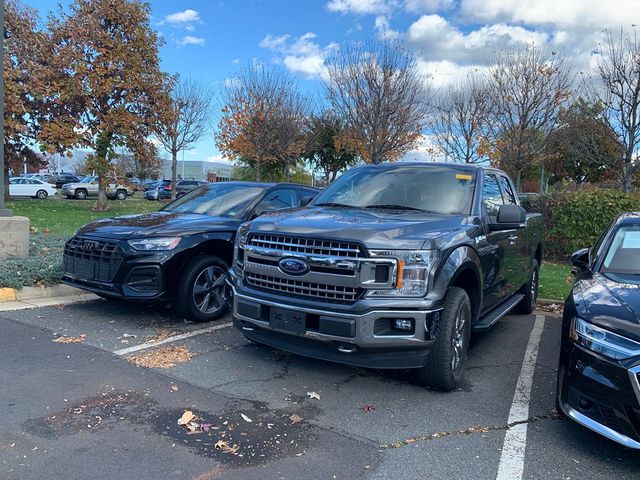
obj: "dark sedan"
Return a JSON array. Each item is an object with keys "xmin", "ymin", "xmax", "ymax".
[
  {"xmin": 55, "ymin": 173, "xmax": 81, "ymax": 189},
  {"xmin": 62, "ymin": 182, "xmax": 319, "ymax": 322},
  {"xmin": 557, "ymin": 212, "xmax": 640, "ymax": 449}
]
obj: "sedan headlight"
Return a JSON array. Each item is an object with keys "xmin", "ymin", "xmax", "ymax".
[
  {"xmin": 128, "ymin": 237, "xmax": 181, "ymax": 251},
  {"xmin": 571, "ymin": 317, "xmax": 640, "ymax": 360},
  {"xmin": 366, "ymin": 250, "xmax": 438, "ymax": 298}
]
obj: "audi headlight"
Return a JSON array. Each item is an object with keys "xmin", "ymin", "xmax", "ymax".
[
  {"xmin": 128, "ymin": 237, "xmax": 181, "ymax": 251},
  {"xmin": 366, "ymin": 250, "xmax": 438, "ymax": 298},
  {"xmin": 571, "ymin": 317, "xmax": 640, "ymax": 360}
]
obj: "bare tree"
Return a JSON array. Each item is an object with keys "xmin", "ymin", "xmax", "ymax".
[
  {"xmin": 486, "ymin": 45, "xmax": 573, "ymax": 190},
  {"xmin": 431, "ymin": 73, "xmax": 490, "ymax": 164},
  {"xmin": 591, "ymin": 29, "xmax": 640, "ymax": 192},
  {"xmin": 216, "ymin": 64, "xmax": 309, "ymax": 181},
  {"xmin": 157, "ymin": 77, "xmax": 214, "ymax": 199},
  {"xmin": 323, "ymin": 41, "xmax": 431, "ymax": 164}
]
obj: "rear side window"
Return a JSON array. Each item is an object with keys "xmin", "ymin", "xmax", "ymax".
[
  {"xmin": 499, "ymin": 175, "xmax": 517, "ymax": 205},
  {"xmin": 482, "ymin": 174, "xmax": 503, "ymax": 216}
]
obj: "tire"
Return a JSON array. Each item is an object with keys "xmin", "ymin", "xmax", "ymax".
[
  {"xmin": 75, "ymin": 189, "xmax": 88, "ymax": 200},
  {"xmin": 35, "ymin": 190, "xmax": 48, "ymax": 199},
  {"xmin": 115, "ymin": 189, "xmax": 127, "ymax": 200},
  {"xmin": 515, "ymin": 259, "xmax": 539, "ymax": 315},
  {"xmin": 175, "ymin": 255, "xmax": 229, "ymax": 322},
  {"xmin": 417, "ymin": 287, "xmax": 472, "ymax": 391}
]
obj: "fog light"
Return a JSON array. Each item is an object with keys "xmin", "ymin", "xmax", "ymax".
[{"xmin": 393, "ymin": 319, "xmax": 414, "ymax": 331}]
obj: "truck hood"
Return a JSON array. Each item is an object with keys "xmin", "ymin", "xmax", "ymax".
[
  {"xmin": 248, "ymin": 206, "xmax": 470, "ymax": 250},
  {"xmin": 76, "ymin": 211, "xmax": 241, "ymax": 239}
]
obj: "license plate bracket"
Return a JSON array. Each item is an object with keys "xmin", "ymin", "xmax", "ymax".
[{"xmin": 270, "ymin": 307, "xmax": 306, "ymax": 335}]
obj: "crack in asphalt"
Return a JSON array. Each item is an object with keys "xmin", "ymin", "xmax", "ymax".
[{"xmin": 379, "ymin": 411, "xmax": 562, "ymax": 449}]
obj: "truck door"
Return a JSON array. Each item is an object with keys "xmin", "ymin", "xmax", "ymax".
[{"xmin": 498, "ymin": 174, "xmax": 527, "ymax": 292}]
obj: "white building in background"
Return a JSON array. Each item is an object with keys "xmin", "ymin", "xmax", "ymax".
[{"xmin": 161, "ymin": 159, "xmax": 235, "ymax": 182}]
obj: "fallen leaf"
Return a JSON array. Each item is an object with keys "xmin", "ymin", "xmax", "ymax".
[
  {"xmin": 127, "ymin": 346, "xmax": 193, "ymax": 369},
  {"xmin": 215, "ymin": 440, "xmax": 239, "ymax": 454},
  {"xmin": 170, "ymin": 385, "xmax": 178, "ymax": 392},
  {"xmin": 200, "ymin": 423, "xmax": 213, "ymax": 432},
  {"xmin": 240, "ymin": 413, "xmax": 253, "ymax": 423},
  {"xmin": 178, "ymin": 410, "xmax": 195, "ymax": 426},
  {"xmin": 306, "ymin": 391, "xmax": 320, "ymax": 400},
  {"xmin": 289, "ymin": 414, "xmax": 304, "ymax": 424},
  {"xmin": 53, "ymin": 334, "xmax": 86, "ymax": 344},
  {"xmin": 362, "ymin": 404, "xmax": 375, "ymax": 412}
]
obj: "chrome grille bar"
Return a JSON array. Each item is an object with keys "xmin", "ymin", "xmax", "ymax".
[{"xmin": 248, "ymin": 234, "xmax": 365, "ymax": 258}]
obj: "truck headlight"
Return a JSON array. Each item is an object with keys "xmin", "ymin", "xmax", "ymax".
[
  {"xmin": 128, "ymin": 237, "xmax": 181, "ymax": 251},
  {"xmin": 366, "ymin": 250, "xmax": 437, "ymax": 298},
  {"xmin": 571, "ymin": 317, "xmax": 640, "ymax": 360},
  {"xmin": 233, "ymin": 222, "xmax": 250, "ymax": 276}
]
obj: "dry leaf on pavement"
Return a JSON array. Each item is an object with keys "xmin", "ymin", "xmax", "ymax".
[
  {"xmin": 306, "ymin": 391, "xmax": 320, "ymax": 400},
  {"xmin": 240, "ymin": 413, "xmax": 252, "ymax": 423},
  {"xmin": 170, "ymin": 385, "xmax": 178, "ymax": 392},
  {"xmin": 214, "ymin": 440, "xmax": 239, "ymax": 454},
  {"xmin": 53, "ymin": 334, "xmax": 86, "ymax": 344},
  {"xmin": 127, "ymin": 346, "xmax": 193, "ymax": 369},
  {"xmin": 289, "ymin": 414, "xmax": 304, "ymax": 424},
  {"xmin": 362, "ymin": 404, "xmax": 375, "ymax": 413},
  {"xmin": 178, "ymin": 410, "xmax": 195, "ymax": 426}
]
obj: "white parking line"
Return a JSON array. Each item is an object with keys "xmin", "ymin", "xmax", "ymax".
[
  {"xmin": 113, "ymin": 321, "xmax": 233, "ymax": 356},
  {"xmin": 496, "ymin": 315, "xmax": 546, "ymax": 480}
]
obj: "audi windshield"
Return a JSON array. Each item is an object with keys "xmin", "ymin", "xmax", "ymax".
[{"xmin": 163, "ymin": 183, "xmax": 266, "ymax": 218}]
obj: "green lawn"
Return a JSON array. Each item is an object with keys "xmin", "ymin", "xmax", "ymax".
[
  {"xmin": 7, "ymin": 193, "xmax": 161, "ymax": 237},
  {"xmin": 539, "ymin": 261, "xmax": 574, "ymax": 301}
]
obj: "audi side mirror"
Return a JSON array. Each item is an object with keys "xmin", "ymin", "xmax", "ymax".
[{"xmin": 571, "ymin": 248, "xmax": 590, "ymax": 271}]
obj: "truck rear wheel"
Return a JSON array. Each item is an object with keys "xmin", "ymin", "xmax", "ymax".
[
  {"xmin": 175, "ymin": 255, "xmax": 229, "ymax": 322},
  {"xmin": 515, "ymin": 259, "xmax": 539, "ymax": 315},
  {"xmin": 417, "ymin": 287, "xmax": 471, "ymax": 391}
]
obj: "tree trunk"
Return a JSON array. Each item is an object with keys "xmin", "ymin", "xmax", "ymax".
[
  {"xmin": 171, "ymin": 149, "xmax": 178, "ymax": 200},
  {"xmin": 2, "ymin": 162, "xmax": 9, "ymax": 202},
  {"xmin": 96, "ymin": 175, "xmax": 109, "ymax": 211},
  {"xmin": 94, "ymin": 131, "xmax": 112, "ymax": 212},
  {"xmin": 515, "ymin": 169, "xmax": 522, "ymax": 193},
  {"xmin": 622, "ymin": 161, "xmax": 632, "ymax": 193},
  {"xmin": 255, "ymin": 161, "xmax": 261, "ymax": 182}
]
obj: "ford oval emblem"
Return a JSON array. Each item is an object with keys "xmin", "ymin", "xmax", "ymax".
[{"xmin": 278, "ymin": 257, "xmax": 309, "ymax": 276}]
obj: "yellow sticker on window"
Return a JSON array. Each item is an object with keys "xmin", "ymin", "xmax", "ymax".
[{"xmin": 456, "ymin": 174, "xmax": 472, "ymax": 180}]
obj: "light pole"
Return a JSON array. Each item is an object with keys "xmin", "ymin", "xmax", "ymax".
[{"xmin": 0, "ymin": 1, "xmax": 12, "ymax": 217}]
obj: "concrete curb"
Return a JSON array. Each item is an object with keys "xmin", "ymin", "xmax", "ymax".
[{"xmin": 0, "ymin": 284, "xmax": 88, "ymax": 303}]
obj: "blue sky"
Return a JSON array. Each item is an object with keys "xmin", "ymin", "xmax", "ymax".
[{"xmin": 29, "ymin": 0, "xmax": 640, "ymax": 164}]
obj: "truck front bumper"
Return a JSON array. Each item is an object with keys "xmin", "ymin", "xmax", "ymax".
[{"xmin": 229, "ymin": 277, "xmax": 442, "ymax": 369}]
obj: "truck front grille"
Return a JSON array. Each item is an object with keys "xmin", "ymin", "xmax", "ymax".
[
  {"xmin": 63, "ymin": 237, "xmax": 123, "ymax": 282},
  {"xmin": 247, "ymin": 234, "xmax": 365, "ymax": 258},
  {"xmin": 245, "ymin": 272, "xmax": 361, "ymax": 303}
]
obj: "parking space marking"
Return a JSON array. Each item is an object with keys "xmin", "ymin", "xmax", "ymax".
[
  {"xmin": 113, "ymin": 321, "xmax": 233, "ymax": 355},
  {"xmin": 496, "ymin": 314, "xmax": 546, "ymax": 480}
]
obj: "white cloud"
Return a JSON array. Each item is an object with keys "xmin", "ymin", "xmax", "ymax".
[
  {"xmin": 178, "ymin": 35, "xmax": 205, "ymax": 47},
  {"xmin": 417, "ymin": 59, "xmax": 487, "ymax": 88},
  {"xmin": 460, "ymin": 0, "xmax": 640, "ymax": 30},
  {"xmin": 404, "ymin": 0, "xmax": 454, "ymax": 14},
  {"xmin": 326, "ymin": 0, "xmax": 397, "ymax": 15},
  {"xmin": 374, "ymin": 16, "xmax": 400, "ymax": 39},
  {"xmin": 408, "ymin": 15, "xmax": 548, "ymax": 64},
  {"xmin": 260, "ymin": 32, "xmax": 339, "ymax": 79},
  {"xmin": 165, "ymin": 9, "xmax": 201, "ymax": 25},
  {"xmin": 400, "ymin": 134, "xmax": 446, "ymax": 162},
  {"xmin": 232, "ymin": 58, "xmax": 240, "ymax": 64}
]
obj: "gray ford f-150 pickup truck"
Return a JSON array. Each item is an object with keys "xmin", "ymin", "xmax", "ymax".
[{"xmin": 228, "ymin": 163, "xmax": 543, "ymax": 390}]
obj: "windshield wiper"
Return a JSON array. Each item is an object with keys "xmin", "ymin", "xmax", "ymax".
[
  {"xmin": 364, "ymin": 204, "xmax": 431, "ymax": 213},
  {"xmin": 314, "ymin": 202, "xmax": 357, "ymax": 208}
]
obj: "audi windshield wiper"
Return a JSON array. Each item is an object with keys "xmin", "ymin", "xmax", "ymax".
[
  {"xmin": 364, "ymin": 204, "xmax": 431, "ymax": 212},
  {"xmin": 314, "ymin": 202, "xmax": 358, "ymax": 208}
]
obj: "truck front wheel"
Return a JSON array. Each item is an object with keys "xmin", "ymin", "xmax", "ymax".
[{"xmin": 417, "ymin": 287, "xmax": 471, "ymax": 391}]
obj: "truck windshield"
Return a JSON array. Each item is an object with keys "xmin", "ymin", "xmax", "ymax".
[
  {"xmin": 312, "ymin": 165, "xmax": 476, "ymax": 215},
  {"xmin": 163, "ymin": 184, "xmax": 266, "ymax": 218}
]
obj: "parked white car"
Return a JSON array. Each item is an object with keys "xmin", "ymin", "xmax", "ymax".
[{"xmin": 9, "ymin": 177, "xmax": 57, "ymax": 199}]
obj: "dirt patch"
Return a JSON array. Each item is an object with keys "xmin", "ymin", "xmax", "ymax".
[
  {"xmin": 52, "ymin": 334, "xmax": 86, "ymax": 344},
  {"xmin": 145, "ymin": 328, "xmax": 180, "ymax": 343},
  {"xmin": 127, "ymin": 345, "xmax": 194, "ymax": 368},
  {"xmin": 149, "ymin": 407, "xmax": 313, "ymax": 467},
  {"xmin": 23, "ymin": 390, "xmax": 153, "ymax": 438}
]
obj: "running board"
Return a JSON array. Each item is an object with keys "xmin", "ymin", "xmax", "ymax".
[{"xmin": 472, "ymin": 294, "xmax": 524, "ymax": 332}]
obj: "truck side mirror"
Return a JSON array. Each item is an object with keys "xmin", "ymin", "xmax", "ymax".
[
  {"xmin": 489, "ymin": 204, "xmax": 526, "ymax": 230},
  {"xmin": 571, "ymin": 248, "xmax": 590, "ymax": 271}
]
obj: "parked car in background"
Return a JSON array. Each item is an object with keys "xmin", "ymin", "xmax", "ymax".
[
  {"xmin": 556, "ymin": 212, "xmax": 640, "ymax": 450},
  {"xmin": 9, "ymin": 177, "xmax": 57, "ymax": 199},
  {"xmin": 144, "ymin": 184, "xmax": 170, "ymax": 201},
  {"xmin": 176, "ymin": 180, "xmax": 208, "ymax": 198},
  {"xmin": 63, "ymin": 182, "xmax": 319, "ymax": 322},
  {"xmin": 229, "ymin": 163, "xmax": 543, "ymax": 391},
  {"xmin": 143, "ymin": 179, "xmax": 171, "ymax": 192},
  {"xmin": 61, "ymin": 175, "xmax": 134, "ymax": 200},
  {"xmin": 33, "ymin": 174, "xmax": 57, "ymax": 185},
  {"xmin": 54, "ymin": 173, "xmax": 81, "ymax": 189}
]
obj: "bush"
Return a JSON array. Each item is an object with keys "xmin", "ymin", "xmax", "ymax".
[
  {"xmin": 0, "ymin": 233, "xmax": 66, "ymax": 288},
  {"xmin": 526, "ymin": 189, "xmax": 640, "ymax": 260}
]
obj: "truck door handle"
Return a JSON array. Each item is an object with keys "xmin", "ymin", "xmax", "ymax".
[{"xmin": 508, "ymin": 235, "xmax": 518, "ymax": 244}]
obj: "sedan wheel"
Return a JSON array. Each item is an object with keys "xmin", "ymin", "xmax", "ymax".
[
  {"xmin": 35, "ymin": 190, "xmax": 48, "ymax": 199},
  {"xmin": 115, "ymin": 190, "xmax": 127, "ymax": 200}
]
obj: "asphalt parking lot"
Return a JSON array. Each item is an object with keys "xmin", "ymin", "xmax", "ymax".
[{"xmin": 1, "ymin": 298, "xmax": 639, "ymax": 480}]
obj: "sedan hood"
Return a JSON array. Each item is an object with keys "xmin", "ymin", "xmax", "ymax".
[
  {"xmin": 574, "ymin": 273, "xmax": 640, "ymax": 342},
  {"xmin": 77, "ymin": 211, "xmax": 241, "ymax": 238},
  {"xmin": 248, "ymin": 206, "xmax": 471, "ymax": 250}
]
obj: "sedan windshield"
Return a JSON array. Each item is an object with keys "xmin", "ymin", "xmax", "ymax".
[
  {"xmin": 312, "ymin": 165, "xmax": 476, "ymax": 215},
  {"xmin": 80, "ymin": 176, "xmax": 94, "ymax": 183},
  {"xmin": 163, "ymin": 183, "xmax": 266, "ymax": 218},
  {"xmin": 601, "ymin": 225, "xmax": 640, "ymax": 275}
]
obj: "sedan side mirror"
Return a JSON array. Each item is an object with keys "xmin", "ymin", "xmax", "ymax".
[{"xmin": 571, "ymin": 248, "xmax": 590, "ymax": 270}]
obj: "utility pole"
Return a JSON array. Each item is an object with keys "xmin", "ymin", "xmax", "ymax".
[{"xmin": 0, "ymin": 1, "xmax": 13, "ymax": 217}]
